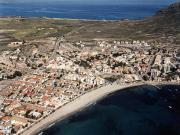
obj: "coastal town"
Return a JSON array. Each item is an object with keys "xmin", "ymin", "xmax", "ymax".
[
  {"xmin": 0, "ymin": 37, "xmax": 179, "ymax": 134},
  {"xmin": 0, "ymin": 1, "xmax": 179, "ymax": 134}
]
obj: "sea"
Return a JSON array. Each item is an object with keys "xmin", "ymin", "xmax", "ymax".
[
  {"xmin": 0, "ymin": 3, "xmax": 168, "ymax": 20},
  {"xmin": 40, "ymin": 85, "xmax": 180, "ymax": 135},
  {"xmin": 1, "ymin": 3, "xmax": 179, "ymax": 135}
]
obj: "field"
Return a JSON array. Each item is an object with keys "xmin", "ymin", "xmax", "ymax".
[{"xmin": 0, "ymin": 10, "xmax": 179, "ymax": 52}]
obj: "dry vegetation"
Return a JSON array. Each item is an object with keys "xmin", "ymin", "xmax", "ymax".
[{"xmin": 0, "ymin": 3, "xmax": 179, "ymax": 52}]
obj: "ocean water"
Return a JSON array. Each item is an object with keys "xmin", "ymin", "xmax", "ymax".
[
  {"xmin": 41, "ymin": 85, "xmax": 180, "ymax": 135},
  {"xmin": 0, "ymin": 3, "xmax": 167, "ymax": 20}
]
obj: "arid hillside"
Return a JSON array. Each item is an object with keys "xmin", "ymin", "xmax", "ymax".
[{"xmin": 0, "ymin": 2, "xmax": 179, "ymax": 52}]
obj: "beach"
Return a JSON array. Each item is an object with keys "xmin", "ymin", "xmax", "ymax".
[
  {"xmin": 0, "ymin": 2, "xmax": 179, "ymax": 134},
  {"xmin": 21, "ymin": 82, "xmax": 144, "ymax": 135}
]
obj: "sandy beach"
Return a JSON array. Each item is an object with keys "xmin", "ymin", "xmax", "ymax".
[
  {"xmin": 21, "ymin": 82, "xmax": 145, "ymax": 135},
  {"xmin": 21, "ymin": 81, "xmax": 180, "ymax": 135}
]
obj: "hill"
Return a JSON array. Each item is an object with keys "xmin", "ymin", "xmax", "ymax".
[
  {"xmin": 0, "ymin": 2, "xmax": 179, "ymax": 52},
  {"xmin": 156, "ymin": 2, "xmax": 180, "ymax": 16}
]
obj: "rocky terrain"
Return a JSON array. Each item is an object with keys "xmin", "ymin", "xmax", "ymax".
[{"xmin": 156, "ymin": 2, "xmax": 180, "ymax": 16}]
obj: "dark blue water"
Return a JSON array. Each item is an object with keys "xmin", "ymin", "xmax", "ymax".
[
  {"xmin": 0, "ymin": 3, "xmax": 168, "ymax": 20},
  {"xmin": 41, "ymin": 85, "xmax": 180, "ymax": 135}
]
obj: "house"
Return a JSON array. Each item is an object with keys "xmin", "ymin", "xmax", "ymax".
[
  {"xmin": 10, "ymin": 116, "xmax": 28, "ymax": 127},
  {"xmin": 0, "ymin": 73, "xmax": 7, "ymax": 81},
  {"xmin": 5, "ymin": 101, "xmax": 21, "ymax": 113},
  {"xmin": 1, "ymin": 116, "xmax": 11, "ymax": 122},
  {"xmin": 28, "ymin": 111, "xmax": 42, "ymax": 120}
]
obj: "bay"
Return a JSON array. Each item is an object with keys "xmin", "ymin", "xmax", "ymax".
[
  {"xmin": 0, "ymin": 3, "xmax": 167, "ymax": 20},
  {"xmin": 41, "ymin": 85, "xmax": 180, "ymax": 135}
]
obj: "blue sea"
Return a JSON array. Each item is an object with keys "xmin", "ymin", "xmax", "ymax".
[
  {"xmin": 41, "ymin": 85, "xmax": 180, "ymax": 135},
  {"xmin": 0, "ymin": 3, "xmax": 168, "ymax": 20}
]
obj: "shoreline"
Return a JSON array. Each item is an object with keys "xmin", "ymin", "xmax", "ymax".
[
  {"xmin": 0, "ymin": 16, "xmax": 133, "ymax": 22},
  {"xmin": 0, "ymin": 2, "xmax": 171, "ymax": 22},
  {"xmin": 20, "ymin": 81, "xmax": 180, "ymax": 135},
  {"xmin": 21, "ymin": 82, "xmax": 145, "ymax": 135}
]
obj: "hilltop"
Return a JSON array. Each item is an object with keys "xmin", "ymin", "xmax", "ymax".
[{"xmin": 156, "ymin": 2, "xmax": 180, "ymax": 16}]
